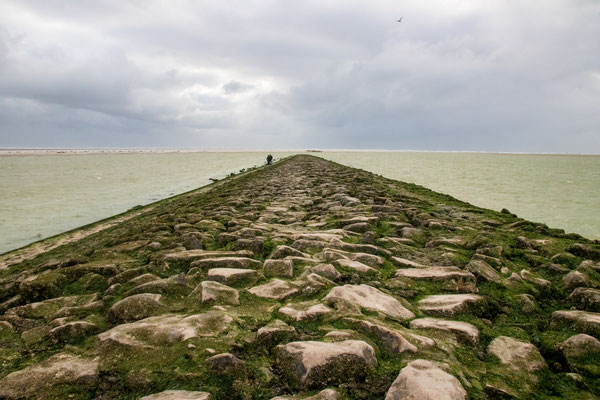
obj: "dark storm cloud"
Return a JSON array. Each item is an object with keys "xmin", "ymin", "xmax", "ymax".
[{"xmin": 0, "ymin": 0, "xmax": 598, "ymax": 152}]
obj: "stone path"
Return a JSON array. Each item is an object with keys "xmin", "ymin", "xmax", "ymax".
[{"xmin": 0, "ymin": 155, "xmax": 599, "ymax": 399}]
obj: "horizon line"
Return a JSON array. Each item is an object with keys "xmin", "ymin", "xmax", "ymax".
[{"xmin": 0, "ymin": 147, "xmax": 599, "ymax": 156}]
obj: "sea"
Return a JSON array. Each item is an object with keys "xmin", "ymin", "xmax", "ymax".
[{"xmin": 1, "ymin": 150, "xmax": 598, "ymax": 254}]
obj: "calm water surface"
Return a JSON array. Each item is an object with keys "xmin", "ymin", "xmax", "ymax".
[{"xmin": 1, "ymin": 151, "xmax": 598, "ymax": 254}]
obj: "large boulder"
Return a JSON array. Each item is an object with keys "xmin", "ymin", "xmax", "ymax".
[
  {"xmin": 276, "ymin": 340, "xmax": 376, "ymax": 388},
  {"xmin": 108, "ymin": 293, "xmax": 163, "ymax": 323},
  {"xmin": 98, "ymin": 312, "xmax": 233, "ymax": 350},
  {"xmin": 324, "ymin": 284, "xmax": 414, "ymax": 320},
  {"xmin": 0, "ymin": 354, "xmax": 98, "ymax": 399},
  {"xmin": 384, "ymin": 359, "xmax": 467, "ymax": 400}
]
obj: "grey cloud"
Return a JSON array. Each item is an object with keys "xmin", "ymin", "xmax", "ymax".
[{"xmin": 0, "ymin": 0, "xmax": 598, "ymax": 152}]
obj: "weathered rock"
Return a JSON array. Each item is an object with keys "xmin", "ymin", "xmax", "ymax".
[
  {"xmin": 191, "ymin": 257, "xmax": 262, "ymax": 269},
  {"xmin": 128, "ymin": 273, "xmax": 160, "ymax": 286},
  {"xmin": 390, "ymin": 257, "xmax": 424, "ymax": 268},
  {"xmin": 279, "ymin": 302, "xmax": 333, "ymax": 321},
  {"xmin": 271, "ymin": 245, "xmax": 311, "ymax": 259},
  {"xmin": 384, "ymin": 359, "xmax": 467, "ymax": 400},
  {"xmin": 206, "ymin": 353, "xmax": 245, "ymax": 374},
  {"xmin": 207, "ymin": 268, "xmax": 258, "ymax": 286},
  {"xmin": 324, "ymin": 284, "xmax": 415, "ymax": 320},
  {"xmin": 335, "ymin": 259, "xmax": 378, "ymax": 275},
  {"xmin": 256, "ymin": 319, "xmax": 296, "ymax": 345},
  {"xmin": 485, "ymin": 336, "xmax": 546, "ymax": 396},
  {"xmin": 248, "ymin": 279, "xmax": 299, "ymax": 300},
  {"xmin": 0, "ymin": 354, "xmax": 98, "ymax": 399},
  {"xmin": 98, "ymin": 312, "xmax": 233, "ymax": 349},
  {"xmin": 345, "ymin": 318, "xmax": 417, "ymax": 354},
  {"xmin": 520, "ymin": 269, "xmax": 551, "ymax": 288},
  {"xmin": 108, "ymin": 293, "xmax": 163, "ymax": 323},
  {"xmin": 6, "ymin": 293, "xmax": 99, "ymax": 321},
  {"xmin": 264, "ymin": 259, "xmax": 294, "ymax": 278},
  {"xmin": 276, "ymin": 340, "xmax": 376, "ymax": 388},
  {"xmin": 488, "ymin": 336, "xmax": 546, "ymax": 372},
  {"xmin": 311, "ymin": 264, "xmax": 341, "ymax": 281},
  {"xmin": 395, "ymin": 267, "xmax": 477, "ymax": 292},
  {"xmin": 563, "ymin": 270, "xmax": 593, "ymax": 291},
  {"xmin": 18, "ymin": 271, "xmax": 66, "ymax": 302},
  {"xmin": 139, "ymin": 390, "xmax": 211, "ymax": 400},
  {"xmin": 569, "ymin": 287, "xmax": 600, "ymax": 311},
  {"xmin": 190, "ymin": 281, "xmax": 239, "ymax": 305},
  {"xmin": 418, "ymin": 294, "xmax": 486, "ymax": 317},
  {"xmin": 126, "ymin": 273, "xmax": 191, "ymax": 296},
  {"xmin": 465, "ymin": 259, "xmax": 501, "ymax": 282},
  {"xmin": 560, "ymin": 334, "xmax": 600, "ymax": 358},
  {"xmin": 163, "ymin": 249, "xmax": 253, "ymax": 263},
  {"xmin": 551, "ymin": 310, "xmax": 600, "ymax": 337},
  {"xmin": 48, "ymin": 321, "xmax": 101, "ymax": 343},
  {"xmin": 409, "ymin": 318, "xmax": 479, "ymax": 346}
]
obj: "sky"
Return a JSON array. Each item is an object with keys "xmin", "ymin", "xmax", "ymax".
[{"xmin": 0, "ymin": 0, "xmax": 599, "ymax": 152}]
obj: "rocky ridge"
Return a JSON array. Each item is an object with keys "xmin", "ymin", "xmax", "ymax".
[{"xmin": 0, "ymin": 154, "xmax": 599, "ymax": 399}]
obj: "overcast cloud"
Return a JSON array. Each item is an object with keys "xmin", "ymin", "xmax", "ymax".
[{"xmin": 0, "ymin": 0, "xmax": 599, "ymax": 152}]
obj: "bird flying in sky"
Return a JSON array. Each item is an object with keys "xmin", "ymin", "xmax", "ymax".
[{"xmin": 397, "ymin": 17, "xmax": 403, "ymax": 22}]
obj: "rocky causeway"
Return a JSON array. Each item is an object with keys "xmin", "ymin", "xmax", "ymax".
[{"xmin": 0, "ymin": 154, "xmax": 599, "ymax": 399}]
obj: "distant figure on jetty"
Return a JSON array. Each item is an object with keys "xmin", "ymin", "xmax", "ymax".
[{"xmin": 266, "ymin": 154, "xmax": 273, "ymax": 165}]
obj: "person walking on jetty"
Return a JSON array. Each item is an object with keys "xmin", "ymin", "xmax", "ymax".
[{"xmin": 266, "ymin": 154, "xmax": 273, "ymax": 165}]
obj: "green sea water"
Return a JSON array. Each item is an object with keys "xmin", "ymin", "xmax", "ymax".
[{"xmin": 1, "ymin": 151, "xmax": 598, "ymax": 254}]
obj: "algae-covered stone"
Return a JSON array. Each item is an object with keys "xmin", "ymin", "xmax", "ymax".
[
  {"xmin": 418, "ymin": 294, "xmax": 486, "ymax": 317},
  {"xmin": 0, "ymin": 354, "xmax": 98, "ymax": 399},
  {"xmin": 108, "ymin": 293, "xmax": 163, "ymax": 323},
  {"xmin": 279, "ymin": 302, "xmax": 332, "ymax": 321},
  {"xmin": 384, "ymin": 359, "xmax": 467, "ymax": 400},
  {"xmin": 248, "ymin": 279, "xmax": 299, "ymax": 300},
  {"xmin": 569, "ymin": 287, "xmax": 600, "ymax": 311},
  {"xmin": 395, "ymin": 267, "xmax": 477, "ymax": 292},
  {"xmin": 256, "ymin": 319, "xmax": 296, "ymax": 345},
  {"xmin": 48, "ymin": 320, "xmax": 101, "ymax": 343},
  {"xmin": 191, "ymin": 257, "xmax": 262, "ymax": 270},
  {"xmin": 207, "ymin": 268, "xmax": 258, "ymax": 287},
  {"xmin": 206, "ymin": 352, "xmax": 245, "ymax": 374},
  {"xmin": 410, "ymin": 317, "xmax": 479, "ymax": 346},
  {"xmin": 276, "ymin": 340, "xmax": 376, "ymax": 388},
  {"xmin": 465, "ymin": 259, "xmax": 501, "ymax": 282},
  {"xmin": 311, "ymin": 264, "xmax": 341, "ymax": 281},
  {"xmin": 485, "ymin": 336, "xmax": 546, "ymax": 397},
  {"xmin": 560, "ymin": 334, "xmax": 600, "ymax": 358},
  {"xmin": 487, "ymin": 336, "xmax": 546, "ymax": 372},
  {"xmin": 551, "ymin": 310, "xmax": 600, "ymax": 337},
  {"xmin": 324, "ymin": 284, "xmax": 414, "ymax": 320},
  {"xmin": 264, "ymin": 259, "xmax": 294, "ymax": 278},
  {"xmin": 139, "ymin": 390, "xmax": 211, "ymax": 399},
  {"xmin": 190, "ymin": 281, "xmax": 239, "ymax": 305},
  {"xmin": 345, "ymin": 318, "xmax": 417, "ymax": 354},
  {"xmin": 98, "ymin": 312, "xmax": 233, "ymax": 349}
]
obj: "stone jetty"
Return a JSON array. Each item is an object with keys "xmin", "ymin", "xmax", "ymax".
[{"xmin": 0, "ymin": 155, "xmax": 599, "ymax": 399}]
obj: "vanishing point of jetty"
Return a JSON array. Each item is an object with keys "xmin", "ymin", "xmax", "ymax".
[{"xmin": 1, "ymin": 155, "xmax": 599, "ymax": 399}]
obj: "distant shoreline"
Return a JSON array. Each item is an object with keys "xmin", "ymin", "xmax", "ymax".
[{"xmin": 1, "ymin": 148, "xmax": 599, "ymax": 157}]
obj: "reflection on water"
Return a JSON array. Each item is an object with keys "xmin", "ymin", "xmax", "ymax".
[{"xmin": 1, "ymin": 151, "xmax": 598, "ymax": 254}]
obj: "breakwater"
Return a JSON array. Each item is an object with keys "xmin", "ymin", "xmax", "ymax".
[{"xmin": 0, "ymin": 155, "xmax": 599, "ymax": 399}]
